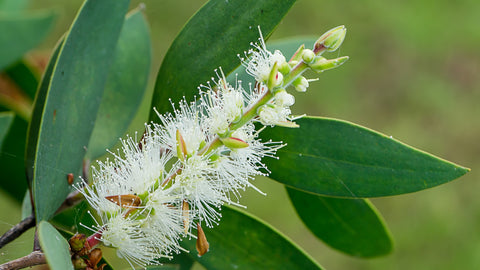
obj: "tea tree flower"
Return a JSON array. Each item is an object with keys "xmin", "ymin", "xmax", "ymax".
[{"xmin": 77, "ymin": 26, "xmax": 348, "ymax": 268}]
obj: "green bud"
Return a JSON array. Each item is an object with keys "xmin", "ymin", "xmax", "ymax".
[
  {"xmin": 289, "ymin": 44, "xmax": 305, "ymax": 63},
  {"xmin": 267, "ymin": 62, "xmax": 283, "ymax": 90},
  {"xmin": 69, "ymin": 234, "xmax": 87, "ymax": 254},
  {"xmin": 309, "ymin": 56, "xmax": 349, "ymax": 73},
  {"xmin": 220, "ymin": 137, "xmax": 249, "ymax": 149},
  {"xmin": 278, "ymin": 61, "xmax": 291, "ymax": 74},
  {"xmin": 301, "ymin": 49, "xmax": 315, "ymax": 63},
  {"xmin": 314, "ymin": 25, "xmax": 347, "ymax": 53}
]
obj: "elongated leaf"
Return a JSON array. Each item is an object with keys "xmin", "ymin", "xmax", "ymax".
[
  {"xmin": 26, "ymin": 0, "xmax": 130, "ymax": 221},
  {"xmin": 150, "ymin": 0, "xmax": 296, "ymax": 118},
  {"xmin": 38, "ymin": 221, "xmax": 74, "ymax": 270},
  {"xmin": 150, "ymin": 252, "xmax": 194, "ymax": 270},
  {"xmin": 0, "ymin": 115, "xmax": 28, "ymax": 201},
  {"xmin": 4, "ymin": 60, "xmax": 39, "ymax": 100},
  {"xmin": 181, "ymin": 206, "xmax": 322, "ymax": 270},
  {"xmin": 0, "ymin": 111, "xmax": 14, "ymax": 142},
  {"xmin": 87, "ymin": 8, "xmax": 151, "ymax": 159},
  {"xmin": 0, "ymin": 11, "xmax": 56, "ymax": 70},
  {"xmin": 21, "ymin": 190, "xmax": 32, "ymax": 219},
  {"xmin": 287, "ymin": 187, "xmax": 393, "ymax": 257},
  {"xmin": 262, "ymin": 117, "xmax": 469, "ymax": 197},
  {"xmin": 0, "ymin": 0, "xmax": 29, "ymax": 12}
]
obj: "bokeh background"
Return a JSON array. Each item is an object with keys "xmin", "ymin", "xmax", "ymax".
[{"xmin": 1, "ymin": 0, "xmax": 478, "ymax": 269}]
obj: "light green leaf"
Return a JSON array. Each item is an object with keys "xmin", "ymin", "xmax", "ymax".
[
  {"xmin": 150, "ymin": 0, "xmax": 296, "ymax": 118},
  {"xmin": 21, "ymin": 190, "xmax": 32, "ymax": 219},
  {"xmin": 38, "ymin": 221, "xmax": 73, "ymax": 270},
  {"xmin": 262, "ymin": 117, "xmax": 469, "ymax": 197},
  {"xmin": 0, "ymin": 10, "xmax": 56, "ymax": 70},
  {"xmin": 287, "ymin": 187, "xmax": 393, "ymax": 257},
  {"xmin": 0, "ymin": 0, "xmax": 29, "ymax": 12},
  {"xmin": 87, "ymin": 8, "xmax": 151, "ymax": 159},
  {"xmin": 181, "ymin": 206, "xmax": 323, "ymax": 270},
  {"xmin": 26, "ymin": 0, "xmax": 130, "ymax": 221}
]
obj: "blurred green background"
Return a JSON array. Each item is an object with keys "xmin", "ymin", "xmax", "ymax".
[{"xmin": 0, "ymin": 0, "xmax": 478, "ymax": 269}]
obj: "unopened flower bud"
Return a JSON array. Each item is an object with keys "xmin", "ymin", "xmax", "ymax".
[
  {"xmin": 289, "ymin": 44, "xmax": 305, "ymax": 63},
  {"xmin": 309, "ymin": 56, "xmax": 349, "ymax": 72},
  {"xmin": 301, "ymin": 49, "xmax": 315, "ymax": 63},
  {"xmin": 278, "ymin": 61, "xmax": 291, "ymax": 74},
  {"xmin": 293, "ymin": 76, "xmax": 309, "ymax": 92},
  {"xmin": 176, "ymin": 129, "xmax": 188, "ymax": 161},
  {"xmin": 314, "ymin": 25, "xmax": 347, "ymax": 53},
  {"xmin": 69, "ymin": 234, "xmax": 87, "ymax": 254},
  {"xmin": 220, "ymin": 137, "xmax": 249, "ymax": 149},
  {"xmin": 267, "ymin": 62, "xmax": 283, "ymax": 89}
]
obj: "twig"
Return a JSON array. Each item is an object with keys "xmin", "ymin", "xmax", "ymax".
[
  {"xmin": 55, "ymin": 190, "xmax": 84, "ymax": 215},
  {"xmin": 0, "ymin": 251, "xmax": 46, "ymax": 270},
  {"xmin": 0, "ymin": 215, "xmax": 35, "ymax": 249}
]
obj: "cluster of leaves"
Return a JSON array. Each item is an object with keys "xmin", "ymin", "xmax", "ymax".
[{"xmin": 0, "ymin": 0, "xmax": 469, "ymax": 269}]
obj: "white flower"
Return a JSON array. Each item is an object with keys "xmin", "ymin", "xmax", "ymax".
[
  {"xmin": 96, "ymin": 214, "xmax": 162, "ymax": 268},
  {"xmin": 240, "ymin": 27, "xmax": 286, "ymax": 83},
  {"xmin": 171, "ymin": 155, "xmax": 225, "ymax": 228},
  {"xmin": 274, "ymin": 90, "xmax": 295, "ymax": 107},
  {"xmin": 199, "ymin": 70, "xmax": 245, "ymax": 135},
  {"xmin": 154, "ymin": 100, "xmax": 206, "ymax": 156},
  {"xmin": 258, "ymin": 105, "xmax": 292, "ymax": 126}
]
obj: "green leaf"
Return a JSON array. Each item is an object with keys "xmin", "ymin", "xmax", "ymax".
[
  {"xmin": 38, "ymin": 220, "xmax": 74, "ymax": 270},
  {"xmin": 4, "ymin": 60, "xmax": 39, "ymax": 100},
  {"xmin": 0, "ymin": 115, "xmax": 28, "ymax": 201},
  {"xmin": 262, "ymin": 117, "xmax": 469, "ymax": 197},
  {"xmin": 0, "ymin": 111, "xmax": 14, "ymax": 143},
  {"xmin": 0, "ymin": 10, "xmax": 56, "ymax": 70},
  {"xmin": 149, "ymin": 252, "xmax": 194, "ymax": 270},
  {"xmin": 87, "ymin": 8, "xmax": 151, "ymax": 159},
  {"xmin": 182, "ymin": 206, "xmax": 322, "ymax": 270},
  {"xmin": 21, "ymin": 190, "xmax": 32, "ymax": 219},
  {"xmin": 150, "ymin": 0, "xmax": 296, "ymax": 118},
  {"xmin": 26, "ymin": 0, "xmax": 130, "ymax": 221},
  {"xmin": 0, "ymin": 0, "xmax": 29, "ymax": 12},
  {"xmin": 287, "ymin": 187, "xmax": 393, "ymax": 257}
]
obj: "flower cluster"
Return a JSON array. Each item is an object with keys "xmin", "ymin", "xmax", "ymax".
[{"xmin": 78, "ymin": 26, "xmax": 348, "ymax": 268}]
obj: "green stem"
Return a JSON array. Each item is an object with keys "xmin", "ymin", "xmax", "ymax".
[
  {"xmin": 282, "ymin": 61, "xmax": 308, "ymax": 88},
  {"xmin": 229, "ymin": 89, "xmax": 273, "ymax": 130}
]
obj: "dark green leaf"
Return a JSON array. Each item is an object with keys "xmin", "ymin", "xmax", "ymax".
[
  {"xmin": 4, "ymin": 60, "xmax": 39, "ymax": 100},
  {"xmin": 149, "ymin": 252, "xmax": 194, "ymax": 270},
  {"xmin": 150, "ymin": 0, "xmax": 296, "ymax": 119},
  {"xmin": 0, "ymin": 11, "xmax": 56, "ymax": 70},
  {"xmin": 181, "ymin": 206, "xmax": 322, "ymax": 270},
  {"xmin": 287, "ymin": 187, "xmax": 393, "ymax": 257},
  {"xmin": 26, "ymin": 0, "xmax": 130, "ymax": 221},
  {"xmin": 87, "ymin": 8, "xmax": 151, "ymax": 159},
  {"xmin": 38, "ymin": 220, "xmax": 74, "ymax": 270},
  {"xmin": 0, "ymin": 115, "xmax": 28, "ymax": 201},
  {"xmin": 0, "ymin": 111, "xmax": 14, "ymax": 143},
  {"xmin": 262, "ymin": 117, "xmax": 469, "ymax": 197}
]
